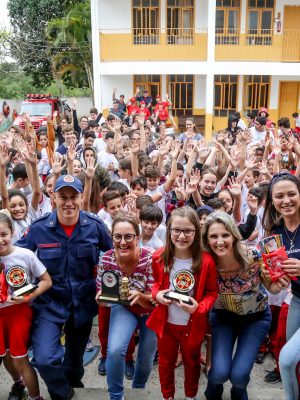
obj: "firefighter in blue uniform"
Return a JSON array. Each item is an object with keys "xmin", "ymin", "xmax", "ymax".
[{"xmin": 16, "ymin": 175, "xmax": 112, "ymax": 400}]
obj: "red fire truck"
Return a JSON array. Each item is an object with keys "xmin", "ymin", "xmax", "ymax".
[{"xmin": 13, "ymin": 94, "xmax": 70, "ymax": 130}]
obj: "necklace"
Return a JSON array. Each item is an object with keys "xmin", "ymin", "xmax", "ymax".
[{"xmin": 284, "ymin": 224, "xmax": 299, "ymax": 249}]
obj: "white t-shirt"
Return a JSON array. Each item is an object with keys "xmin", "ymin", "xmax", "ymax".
[
  {"xmin": 249, "ymin": 127, "xmax": 266, "ymax": 146},
  {"xmin": 146, "ymin": 184, "xmax": 168, "ymax": 223},
  {"xmin": 93, "ymin": 138, "xmax": 107, "ymax": 153},
  {"xmin": 237, "ymin": 119, "xmax": 247, "ymax": 130},
  {"xmin": 156, "ymin": 224, "xmax": 166, "ymax": 243},
  {"xmin": 41, "ymin": 148, "xmax": 50, "ymax": 175},
  {"xmin": 12, "ymin": 206, "xmax": 41, "ymax": 243},
  {"xmin": 138, "ymin": 228, "xmax": 164, "ymax": 250},
  {"xmin": 118, "ymin": 178, "xmax": 130, "ymax": 190},
  {"xmin": 167, "ymin": 258, "xmax": 194, "ymax": 326},
  {"xmin": 240, "ymin": 183, "xmax": 250, "ymax": 224},
  {"xmin": 0, "ymin": 246, "xmax": 46, "ymax": 308},
  {"xmin": 97, "ymin": 151, "xmax": 119, "ymax": 169},
  {"xmin": 103, "ymin": 215, "xmax": 113, "ymax": 233},
  {"xmin": 37, "ymin": 194, "xmax": 52, "ymax": 215},
  {"xmin": 97, "ymin": 151, "xmax": 119, "ymax": 181}
]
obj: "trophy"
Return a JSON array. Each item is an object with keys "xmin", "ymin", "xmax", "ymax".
[
  {"xmin": 97, "ymin": 271, "xmax": 131, "ymax": 305},
  {"xmin": 163, "ymin": 270, "xmax": 195, "ymax": 305},
  {"xmin": 6, "ymin": 266, "xmax": 38, "ymax": 298}
]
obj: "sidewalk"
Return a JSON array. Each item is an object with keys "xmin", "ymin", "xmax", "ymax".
[{"xmin": 0, "ymin": 326, "xmax": 286, "ymax": 400}]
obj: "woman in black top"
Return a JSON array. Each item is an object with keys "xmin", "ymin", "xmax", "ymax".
[{"xmin": 262, "ymin": 172, "xmax": 300, "ymax": 400}]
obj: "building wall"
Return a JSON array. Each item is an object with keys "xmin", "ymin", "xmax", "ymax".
[
  {"xmin": 99, "ymin": 0, "xmax": 131, "ymax": 31},
  {"xmin": 100, "ymin": 76, "xmax": 133, "ymax": 110},
  {"xmin": 92, "ymin": 0, "xmax": 300, "ymax": 137}
]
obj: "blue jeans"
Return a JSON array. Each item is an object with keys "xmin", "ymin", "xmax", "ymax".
[
  {"xmin": 279, "ymin": 295, "xmax": 300, "ymax": 400},
  {"xmin": 205, "ymin": 307, "xmax": 271, "ymax": 400},
  {"xmin": 106, "ymin": 304, "xmax": 157, "ymax": 400},
  {"xmin": 31, "ymin": 313, "xmax": 92, "ymax": 400}
]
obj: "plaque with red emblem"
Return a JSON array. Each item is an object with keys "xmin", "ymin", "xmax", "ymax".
[
  {"xmin": 163, "ymin": 270, "xmax": 195, "ymax": 305},
  {"xmin": 6, "ymin": 266, "xmax": 38, "ymax": 297}
]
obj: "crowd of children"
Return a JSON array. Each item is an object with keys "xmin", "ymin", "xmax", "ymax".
[{"xmin": 0, "ymin": 87, "xmax": 300, "ymax": 400}]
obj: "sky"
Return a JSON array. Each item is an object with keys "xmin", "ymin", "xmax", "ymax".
[{"xmin": 0, "ymin": 0, "xmax": 10, "ymax": 30}]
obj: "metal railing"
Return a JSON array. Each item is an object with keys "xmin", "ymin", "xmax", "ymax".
[
  {"xmin": 215, "ymin": 29, "xmax": 300, "ymax": 62},
  {"xmin": 166, "ymin": 28, "xmax": 194, "ymax": 45},
  {"xmin": 215, "ymin": 28, "xmax": 240, "ymax": 45},
  {"xmin": 99, "ymin": 28, "xmax": 300, "ymax": 62},
  {"xmin": 133, "ymin": 28, "xmax": 160, "ymax": 45}
]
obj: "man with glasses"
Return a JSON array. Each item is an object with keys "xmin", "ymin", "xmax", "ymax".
[{"xmin": 16, "ymin": 175, "xmax": 112, "ymax": 400}]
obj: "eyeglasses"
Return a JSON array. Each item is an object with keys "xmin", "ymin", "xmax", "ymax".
[
  {"xmin": 112, "ymin": 234, "xmax": 136, "ymax": 243},
  {"xmin": 170, "ymin": 228, "xmax": 196, "ymax": 237}
]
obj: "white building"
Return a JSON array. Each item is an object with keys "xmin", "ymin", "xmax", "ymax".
[{"xmin": 91, "ymin": 0, "xmax": 300, "ymax": 138}]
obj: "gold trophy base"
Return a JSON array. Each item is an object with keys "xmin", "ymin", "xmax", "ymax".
[{"xmin": 97, "ymin": 295, "xmax": 131, "ymax": 306}]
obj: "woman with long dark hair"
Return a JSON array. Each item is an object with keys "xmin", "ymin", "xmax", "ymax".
[{"xmin": 262, "ymin": 172, "xmax": 300, "ymax": 400}]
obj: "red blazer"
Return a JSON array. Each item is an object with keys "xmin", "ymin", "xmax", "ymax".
[{"xmin": 146, "ymin": 248, "xmax": 218, "ymax": 346}]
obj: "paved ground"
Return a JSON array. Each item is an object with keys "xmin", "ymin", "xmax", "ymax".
[{"xmin": 0, "ymin": 327, "xmax": 286, "ymax": 400}]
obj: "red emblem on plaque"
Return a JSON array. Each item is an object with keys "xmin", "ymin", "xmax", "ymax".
[
  {"xmin": 6, "ymin": 266, "xmax": 27, "ymax": 288},
  {"xmin": 173, "ymin": 270, "xmax": 195, "ymax": 293}
]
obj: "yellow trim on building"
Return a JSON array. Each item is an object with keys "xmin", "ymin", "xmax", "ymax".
[
  {"xmin": 100, "ymin": 33, "xmax": 207, "ymax": 62},
  {"xmin": 205, "ymin": 114, "xmax": 213, "ymax": 141},
  {"xmin": 212, "ymin": 117, "xmax": 228, "ymax": 133},
  {"xmin": 193, "ymin": 108, "xmax": 205, "ymax": 115},
  {"xmin": 215, "ymin": 34, "xmax": 283, "ymax": 61}
]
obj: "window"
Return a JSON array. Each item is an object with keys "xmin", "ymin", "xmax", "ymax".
[
  {"xmin": 168, "ymin": 75, "xmax": 193, "ymax": 116},
  {"xmin": 244, "ymin": 75, "xmax": 270, "ymax": 112},
  {"xmin": 216, "ymin": 0, "xmax": 240, "ymax": 45},
  {"xmin": 246, "ymin": 0, "xmax": 274, "ymax": 45},
  {"xmin": 214, "ymin": 75, "xmax": 238, "ymax": 117},
  {"xmin": 167, "ymin": 0, "xmax": 194, "ymax": 44},
  {"xmin": 133, "ymin": 0, "xmax": 160, "ymax": 45},
  {"xmin": 134, "ymin": 75, "xmax": 161, "ymax": 100}
]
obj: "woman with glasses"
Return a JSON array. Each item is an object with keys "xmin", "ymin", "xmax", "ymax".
[
  {"xmin": 147, "ymin": 207, "xmax": 218, "ymax": 400},
  {"xmin": 96, "ymin": 214, "xmax": 157, "ymax": 400}
]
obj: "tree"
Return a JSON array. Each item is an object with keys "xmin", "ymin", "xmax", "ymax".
[
  {"xmin": 46, "ymin": 1, "xmax": 93, "ymax": 95},
  {"xmin": 7, "ymin": 0, "xmax": 84, "ymax": 87}
]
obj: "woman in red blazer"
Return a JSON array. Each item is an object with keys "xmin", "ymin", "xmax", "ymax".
[{"xmin": 147, "ymin": 206, "xmax": 218, "ymax": 400}]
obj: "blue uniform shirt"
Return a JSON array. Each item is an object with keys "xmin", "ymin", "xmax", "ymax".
[{"xmin": 16, "ymin": 210, "xmax": 113, "ymax": 327}]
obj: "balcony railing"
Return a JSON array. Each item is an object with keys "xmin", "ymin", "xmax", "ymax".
[
  {"xmin": 166, "ymin": 28, "xmax": 194, "ymax": 45},
  {"xmin": 133, "ymin": 28, "xmax": 160, "ymax": 45},
  {"xmin": 99, "ymin": 28, "xmax": 300, "ymax": 62},
  {"xmin": 215, "ymin": 29, "xmax": 300, "ymax": 62},
  {"xmin": 100, "ymin": 29, "xmax": 207, "ymax": 61},
  {"xmin": 131, "ymin": 28, "xmax": 196, "ymax": 45}
]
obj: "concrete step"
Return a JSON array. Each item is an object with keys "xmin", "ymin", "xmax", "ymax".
[{"xmin": 72, "ymin": 387, "xmax": 285, "ymax": 400}]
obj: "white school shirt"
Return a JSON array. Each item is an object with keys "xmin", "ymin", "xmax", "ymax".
[
  {"xmin": 0, "ymin": 246, "xmax": 46, "ymax": 308},
  {"xmin": 146, "ymin": 184, "xmax": 168, "ymax": 223},
  {"xmin": 167, "ymin": 258, "xmax": 194, "ymax": 326}
]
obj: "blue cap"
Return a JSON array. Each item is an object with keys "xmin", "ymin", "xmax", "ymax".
[
  {"xmin": 196, "ymin": 205, "xmax": 214, "ymax": 214},
  {"xmin": 54, "ymin": 175, "xmax": 83, "ymax": 193}
]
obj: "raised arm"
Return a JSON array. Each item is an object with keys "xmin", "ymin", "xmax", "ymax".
[
  {"xmin": 0, "ymin": 144, "xmax": 11, "ymax": 209},
  {"xmin": 163, "ymin": 147, "xmax": 180, "ymax": 193},
  {"xmin": 23, "ymin": 142, "xmax": 41, "ymax": 211},
  {"xmin": 82, "ymin": 157, "xmax": 96, "ymax": 211},
  {"xmin": 136, "ymin": 114, "xmax": 146, "ymax": 151}
]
